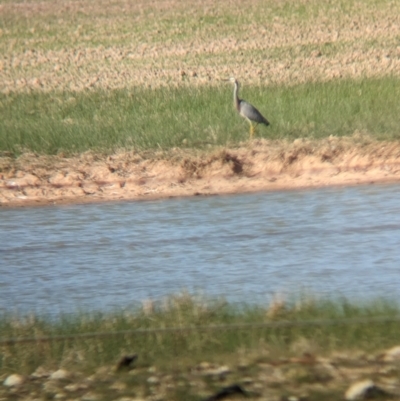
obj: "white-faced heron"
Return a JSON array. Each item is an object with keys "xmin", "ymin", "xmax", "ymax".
[{"xmin": 226, "ymin": 77, "xmax": 270, "ymax": 137}]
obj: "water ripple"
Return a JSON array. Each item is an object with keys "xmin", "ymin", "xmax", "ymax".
[{"xmin": 1, "ymin": 183, "xmax": 400, "ymax": 315}]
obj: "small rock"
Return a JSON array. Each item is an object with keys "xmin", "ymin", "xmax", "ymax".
[
  {"xmin": 203, "ymin": 365, "xmax": 231, "ymax": 378},
  {"xmin": 116, "ymin": 398, "xmax": 143, "ymax": 401},
  {"xmin": 282, "ymin": 396, "xmax": 308, "ymax": 401},
  {"xmin": 345, "ymin": 380, "xmax": 386, "ymax": 400},
  {"xmin": 65, "ymin": 383, "xmax": 88, "ymax": 392},
  {"xmin": 30, "ymin": 77, "xmax": 41, "ymax": 87},
  {"xmin": 215, "ymin": 365, "xmax": 231, "ymax": 375},
  {"xmin": 81, "ymin": 183, "xmax": 98, "ymax": 195},
  {"xmin": 3, "ymin": 374, "xmax": 24, "ymax": 387},
  {"xmin": 283, "ymin": 366, "xmax": 310, "ymax": 382},
  {"xmin": 311, "ymin": 50, "xmax": 322, "ymax": 57},
  {"xmin": 82, "ymin": 391, "xmax": 100, "ymax": 401},
  {"xmin": 18, "ymin": 173, "xmax": 40, "ymax": 187},
  {"xmin": 94, "ymin": 366, "xmax": 112, "ymax": 378},
  {"xmin": 31, "ymin": 366, "xmax": 51, "ymax": 379},
  {"xmin": 293, "ymin": 138, "xmax": 304, "ymax": 146},
  {"xmin": 109, "ymin": 381, "xmax": 127, "ymax": 391},
  {"xmin": 147, "ymin": 376, "xmax": 160, "ymax": 384},
  {"xmin": 382, "ymin": 345, "xmax": 400, "ymax": 362},
  {"xmin": 43, "ymin": 380, "xmax": 61, "ymax": 394},
  {"xmin": 6, "ymin": 180, "xmax": 19, "ymax": 188},
  {"xmin": 50, "ymin": 369, "xmax": 69, "ymax": 380},
  {"xmin": 198, "ymin": 362, "xmax": 211, "ymax": 370}
]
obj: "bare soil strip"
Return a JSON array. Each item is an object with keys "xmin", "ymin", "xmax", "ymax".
[{"xmin": 1, "ymin": 136, "xmax": 400, "ymax": 208}]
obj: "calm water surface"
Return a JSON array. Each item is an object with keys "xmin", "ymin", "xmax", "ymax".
[{"xmin": 1, "ymin": 184, "xmax": 400, "ymax": 315}]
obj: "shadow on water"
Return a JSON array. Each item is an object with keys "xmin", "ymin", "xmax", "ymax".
[{"xmin": 1, "ymin": 183, "xmax": 400, "ymax": 316}]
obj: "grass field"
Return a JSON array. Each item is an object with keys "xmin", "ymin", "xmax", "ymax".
[
  {"xmin": 1, "ymin": 0, "xmax": 400, "ymax": 156},
  {"xmin": 1, "ymin": 77, "xmax": 400, "ymax": 156}
]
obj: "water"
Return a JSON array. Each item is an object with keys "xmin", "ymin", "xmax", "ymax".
[{"xmin": 1, "ymin": 184, "xmax": 400, "ymax": 316}]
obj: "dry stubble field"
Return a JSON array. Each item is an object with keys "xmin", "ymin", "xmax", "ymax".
[{"xmin": 1, "ymin": 0, "xmax": 400, "ymax": 206}]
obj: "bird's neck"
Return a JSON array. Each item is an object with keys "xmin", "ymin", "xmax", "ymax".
[{"xmin": 233, "ymin": 82, "xmax": 240, "ymax": 111}]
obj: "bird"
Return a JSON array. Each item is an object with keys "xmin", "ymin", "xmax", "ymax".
[
  {"xmin": 225, "ymin": 77, "xmax": 270, "ymax": 138},
  {"xmin": 115, "ymin": 354, "xmax": 138, "ymax": 371}
]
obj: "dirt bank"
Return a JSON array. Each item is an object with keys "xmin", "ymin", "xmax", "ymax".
[{"xmin": 1, "ymin": 136, "xmax": 400, "ymax": 208}]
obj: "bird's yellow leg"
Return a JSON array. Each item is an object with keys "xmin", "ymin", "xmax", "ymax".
[{"xmin": 249, "ymin": 123, "xmax": 255, "ymax": 138}]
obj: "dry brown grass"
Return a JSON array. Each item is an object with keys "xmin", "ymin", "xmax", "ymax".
[{"xmin": 1, "ymin": 0, "xmax": 400, "ymax": 93}]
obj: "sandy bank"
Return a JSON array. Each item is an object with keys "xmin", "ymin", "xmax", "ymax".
[{"xmin": 1, "ymin": 136, "xmax": 400, "ymax": 208}]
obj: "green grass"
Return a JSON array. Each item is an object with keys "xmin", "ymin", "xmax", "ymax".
[
  {"xmin": 1, "ymin": 76, "xmax": 400, "ymax": 156},
  {"xmin": 1, "ymin": 294, "xmax": 399, "ymax": 375}
]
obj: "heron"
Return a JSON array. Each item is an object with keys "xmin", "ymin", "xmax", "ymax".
[{"xmin": 225, "ymin": 77, "xmax": 270, "ymax": 138}]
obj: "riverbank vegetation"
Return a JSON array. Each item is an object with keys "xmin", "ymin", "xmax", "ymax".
[
  {"xmin": 1, "ymin": 295, "xmax": 400, "ymax": 400},
  {"xmin": 1, "ymin": 294, "xmax": 399, "ymax": 374}
]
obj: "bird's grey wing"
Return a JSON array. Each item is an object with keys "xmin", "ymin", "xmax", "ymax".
[{"xmin": 239, "ymin": 100, "xmax": 269, "ymax": 125}]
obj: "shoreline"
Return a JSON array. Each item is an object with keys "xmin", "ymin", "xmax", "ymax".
[
  {"xmin": 1, "ymin": 172, "xmax": 400, "ymax": 210},
  {"xmin": 1, "ymin": 137, "xmax": 400, "ymax": 208}
]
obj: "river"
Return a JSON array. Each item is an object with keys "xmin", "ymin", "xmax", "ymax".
[{"xmin": 1, "ymin": 183, "xmax": 400, "ymax": 316}]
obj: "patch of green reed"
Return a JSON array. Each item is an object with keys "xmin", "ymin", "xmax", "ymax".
[
  {"xmin": 0, "ymin": 294, "xmax": 399, "ymax": 374},
  {"xmin": 1, "ymin": 76, "xmax": 400, "ymax": 156}
]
